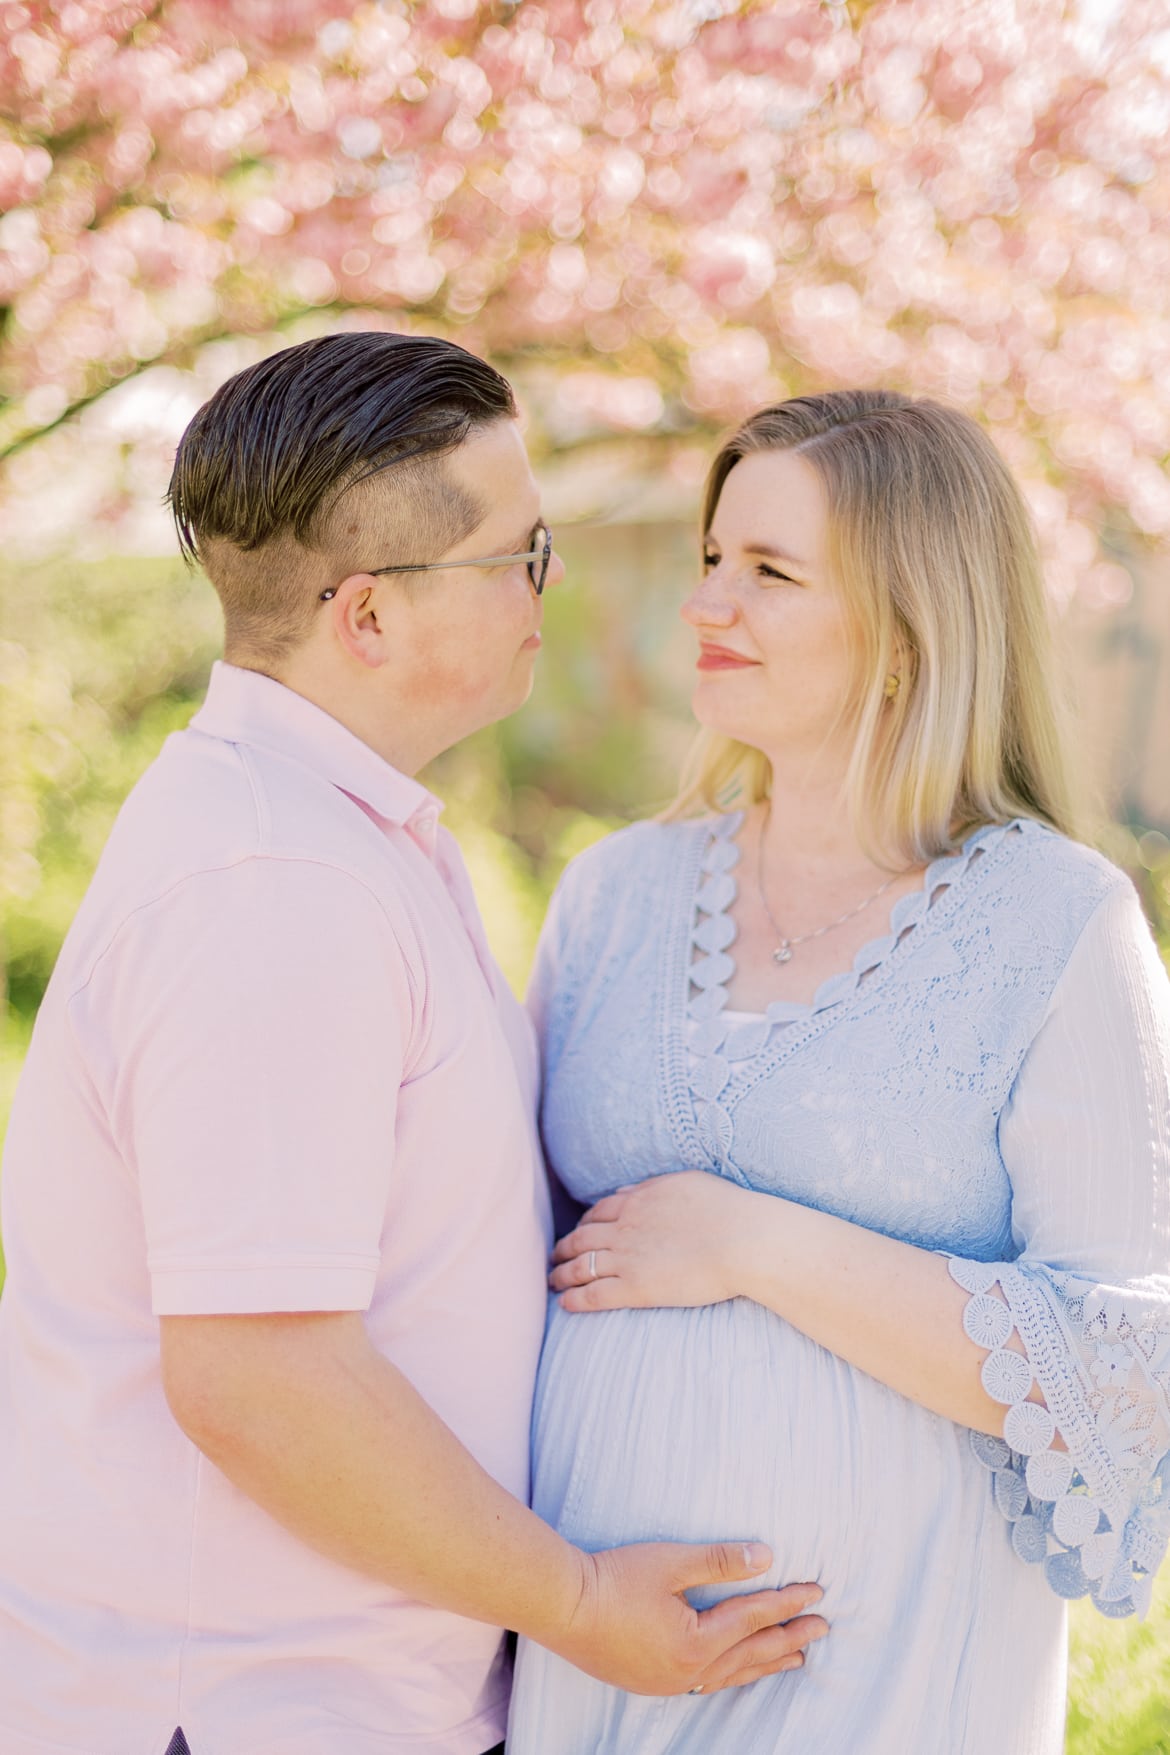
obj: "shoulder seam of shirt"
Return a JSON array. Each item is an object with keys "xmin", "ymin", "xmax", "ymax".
[
  {"xmin": 558, "ymin": 816, "xmax": 677, "ymax": 893},
  {"xmin": 182, "ymin": 727, "xmax": 269, "ymax": 848},
  {"xmin": 234, "ymin": 739, "xmax": 271, "ymax": 853},
  {"xmin": 65, "ymin": 853, "xmax": 424, "ymax": 1011},
  {"xmin": 1034, "ymin": 861, "xmax": 1135, "ymax": 1030}
]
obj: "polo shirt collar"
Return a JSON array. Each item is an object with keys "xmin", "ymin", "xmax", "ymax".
[{"xmin": 190, "ymin": 661, "xmax": 443, "ymax": 846}]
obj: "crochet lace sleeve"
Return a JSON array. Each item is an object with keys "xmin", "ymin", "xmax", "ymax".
[{"xmin": 948, "ymin": 880, "xmax": 1170, "ymax": 1616}]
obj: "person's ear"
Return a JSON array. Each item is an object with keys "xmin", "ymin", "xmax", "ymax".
[{"xmin": 324, "ymin": 573, "xmax": 394, "ymax": 670}]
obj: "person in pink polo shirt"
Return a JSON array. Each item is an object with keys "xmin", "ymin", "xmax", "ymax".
[{"xmin": 0, "ymin": 333, "xmax": 826, "ymax": 1755}]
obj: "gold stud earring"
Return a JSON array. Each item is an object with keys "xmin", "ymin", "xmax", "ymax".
[{"xmin": 883, "ymin": 672, "xmax": 901, "ymax": 700}]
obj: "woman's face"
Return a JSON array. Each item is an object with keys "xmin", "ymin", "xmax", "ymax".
[{"xmin": 681, "ymin": 449, "xmax": 859, "ymax": 772}]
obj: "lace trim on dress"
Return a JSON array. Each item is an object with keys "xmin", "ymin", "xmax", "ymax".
[
  {"xmin": 683, "ymin": 814, "xmax": 1021, "ymax": 1169},
  {"xmin": 948, "ymin": 1255, "xmax": 1170, "ymax": 1618}
]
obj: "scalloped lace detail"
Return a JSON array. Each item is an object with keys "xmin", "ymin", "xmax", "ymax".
[
  {"xmin": 682, "ymin": 817, "xmax": 1170, "ymax": 1619},
  {"xmin": 948, "ymin": 1256, "xmax": 1170, "ymax": 1617},
  {"xmin": 540, "ymin": 804, "xmax": 1164, "ymax": 1623},
  {"xmin": 684, "ymin": 815, "xmax": 1022, "ymax": 1167}
]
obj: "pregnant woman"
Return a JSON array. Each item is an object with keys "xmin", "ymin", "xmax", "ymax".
[{"xmin": 507, "ymin": 390, "xmax": 1170, "ymax": 1754}]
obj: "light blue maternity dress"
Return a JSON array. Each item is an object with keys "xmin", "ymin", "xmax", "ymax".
[{"xmin": 507, "ymin": 814, "xmax": 1170, "ymax": 1755}]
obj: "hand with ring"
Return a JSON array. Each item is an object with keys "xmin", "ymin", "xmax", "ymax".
[{"xmin": 550, "ymin": 1172, "xmax": 754, "ymax": 1312}]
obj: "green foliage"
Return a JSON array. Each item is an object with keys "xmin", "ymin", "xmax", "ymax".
[
  {"xmin": 0, "ymin": 553, "xmax": 221, "ymax": 1016},
  {"xmin": 1105, "ymin": 828, "xmax": 1170, "ymax": 967},
  {"xmin": 1068, "ymin": 1576, "xmax": 1170, "ymax": 1755},
  {"xmin": 0, "ymin": 530, "xmax": 677, "ymax": 1029}
]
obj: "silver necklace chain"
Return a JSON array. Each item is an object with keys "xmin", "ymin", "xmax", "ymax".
[{"xmin": 756, "ymin": 811, "xmax": 899, "ymax": 965}]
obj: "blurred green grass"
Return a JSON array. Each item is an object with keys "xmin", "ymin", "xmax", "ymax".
[
  {"xmin": 1067, "ymin": 1572, "xmax": 1170, "ymax": 1755},
  {"xmin": 1, "ymin": 553, "xmax": 1169, "ymax": 1750}
]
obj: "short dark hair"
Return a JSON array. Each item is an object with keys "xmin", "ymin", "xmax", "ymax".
[{"xmin": 167, "ymin": 331, "xmax": 517, "ymax": 663}]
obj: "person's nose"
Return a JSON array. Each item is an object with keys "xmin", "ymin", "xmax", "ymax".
[{"xmin": 681, "ymin": 567, "xmax": 737, "ymax": 629}]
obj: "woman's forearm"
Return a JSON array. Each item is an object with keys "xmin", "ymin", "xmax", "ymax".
[
  {"xmin": 725, "ymin": 1194, "xmax": 1015, "ymax": 1435},
  {"xmin": 554, "ymin": 1174, "xmax": 1045, "ymax": 1437}
]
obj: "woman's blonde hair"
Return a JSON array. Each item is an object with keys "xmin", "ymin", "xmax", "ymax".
[{"xmin": 666, "ymin": 389, "xmax": 1084, "ymax": 864}]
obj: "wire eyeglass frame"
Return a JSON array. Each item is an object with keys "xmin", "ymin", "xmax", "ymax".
[{"xmin": 319, "ymin": 524, "xmax": 553, "ymax": 602}]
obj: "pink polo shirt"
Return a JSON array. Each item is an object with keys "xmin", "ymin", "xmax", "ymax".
[{"xmin": 0, "ymin": 661, "xmax": 551, "ymax": 1755}]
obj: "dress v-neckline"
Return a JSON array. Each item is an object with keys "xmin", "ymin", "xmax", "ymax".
[{"xmin": 656, "ymin": 811, "xmax": 1027, "ymax": 1171}]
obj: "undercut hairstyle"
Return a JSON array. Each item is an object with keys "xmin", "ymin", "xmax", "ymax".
[
  {"xmin": 666, "ymin": 389, "xmax": 1084, "ymax": 862},
  {"xmin": 167, "ymin": 332, "xmax": 518, "ymax": 664}
]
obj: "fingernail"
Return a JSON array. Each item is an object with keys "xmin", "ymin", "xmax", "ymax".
[
  {"xmin": 779, "ymin": 1653, "xmax": 804, "ymax": 1671},
  {"xmin": 743, "ymin": 1543, "xmax": 771, "ymax": 1571},
  {"xmin": 796, "ymin": 1584, "xmax": 823, "ymax": 1609}
]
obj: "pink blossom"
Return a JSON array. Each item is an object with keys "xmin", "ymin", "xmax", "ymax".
[{"xmin": 0, "ymin": 0, "xmax": 1167, "ymax": 595}]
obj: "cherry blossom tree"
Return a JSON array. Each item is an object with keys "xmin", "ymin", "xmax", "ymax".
[
  {"xmin": 5, "ymin": 0, "xmax": 1170, "ymax": 1025},
  {"xmin": 1, "ymin": 0, "xmax": 1168, "ymax": 592}
]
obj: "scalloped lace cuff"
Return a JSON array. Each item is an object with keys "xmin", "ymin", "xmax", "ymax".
[{"xmin": 948, "ymin": 1254, "xmax": 1170, "ymax": 1618}]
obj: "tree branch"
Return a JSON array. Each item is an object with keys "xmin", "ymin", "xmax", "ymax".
[{"xmin": 0, "ymin": 304, "xmax": 341, "ymax": 469}]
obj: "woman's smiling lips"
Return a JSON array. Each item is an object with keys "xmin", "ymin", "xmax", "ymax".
[{"xmin": 697, "ymin": 642, "xmax": 759, "ymax": 671}]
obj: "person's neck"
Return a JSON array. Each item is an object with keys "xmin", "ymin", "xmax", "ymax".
[
  {"xmin": 229, "ymin": 654, "xmax": 442, "ymax": 778},
  {"xmin": 753, "ymin": 756, "xmax": 894, "ymax": 882}
]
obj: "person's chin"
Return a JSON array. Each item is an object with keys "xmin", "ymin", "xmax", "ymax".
[
  {"xmin": 495, "ymin": 664, "xmax": 539, "ymax": 722},
  {"xmin": 691, "ymin": 687, "xmax": 751, "ymax": 741},
  {"xmin": 517, "ymin": 668, "xmax": 537, "ymax": 707}
]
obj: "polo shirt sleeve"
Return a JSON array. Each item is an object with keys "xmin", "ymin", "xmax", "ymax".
[{"xmin": 87, "ymin": 856, "xmax": 413, "ymax": 1316}]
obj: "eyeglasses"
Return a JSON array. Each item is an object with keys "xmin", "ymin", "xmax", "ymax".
[{"xmin": 319, "ymin": 523, "xmax": 553, "ymax": 601}]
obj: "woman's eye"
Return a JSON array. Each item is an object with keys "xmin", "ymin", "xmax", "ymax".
[
  {"xmin": 702, "ymin": 551, "xmax": 719, "ymax": 570},
  {"xmin": 758, "ymin": 564, "xmax": 796, "ymax": 583}
]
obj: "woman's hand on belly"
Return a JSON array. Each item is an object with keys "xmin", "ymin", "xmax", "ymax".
[
  {"xmin": 552, "ymin": 1170, "xmax": 1037, "ymax": 1440},
  {"xmin": 550, "ymin": 1171, "xmax": 751, "ymax": 1311}
]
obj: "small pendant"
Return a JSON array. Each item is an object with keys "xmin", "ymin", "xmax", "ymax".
[{"xmin": 773, "ymin": 942, "xmax": 793, "ymax": 965}]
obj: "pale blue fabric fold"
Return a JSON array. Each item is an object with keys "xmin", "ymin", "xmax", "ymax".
[{"xmin": 508, "ymin": 814, "xmax": 1170, "ymax": 1754}]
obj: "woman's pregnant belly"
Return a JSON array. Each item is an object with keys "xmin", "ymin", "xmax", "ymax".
[
  {"xmin": 531, "ymin": 1294, "xmax": 981, "ymax": 1629},
  {"xmin": 520, "ymin": 1296, "xmax": 1069, "ymax": 1755}
]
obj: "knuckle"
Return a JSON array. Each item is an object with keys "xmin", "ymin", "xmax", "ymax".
[
  {"xmin": 783, "ymin": 1613, "xmax": 824, "ymax": 1649},
  {"xmin": 680, "ymin": 1629, "xmax": 709, "ymax": 1671},
  {"xmin": 739, "ymin": 1599, "xmax": 774, "ymax": 1635},
  {"xmin": 755, "ymin": 1626, "xmax": 798, "ymax": 1660},
  {"xmin": 706, "ymin": 1544, "xmax": 734, "ymax": 1580}
]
